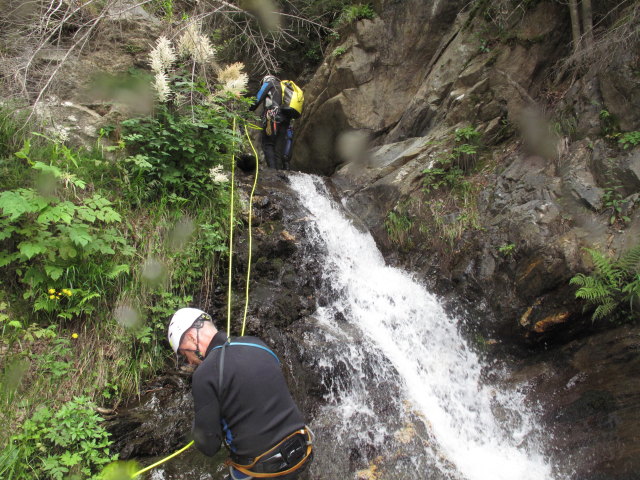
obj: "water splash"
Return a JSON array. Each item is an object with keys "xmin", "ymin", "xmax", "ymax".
[{"xmin": 289, "ymin": 173, "xmax": 557, "ymax": 480}]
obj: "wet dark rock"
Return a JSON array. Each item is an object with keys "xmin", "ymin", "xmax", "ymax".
[
  {"xmin": 107, "ymin": 375, "xmax": 193, "ymax": 459},
  {"xmin": 513, "ymin": 325, "xmax": 640, "ymax": 479}
]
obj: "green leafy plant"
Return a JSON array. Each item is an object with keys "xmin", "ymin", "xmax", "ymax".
[
  {"xmin": 36, "ymin": 337, "xmax": 73, "ymax": 379},
  {"xmin": 619, "ymin": 131, "xmax": 640, "ymax": 149},
  {"xmin": 422, "ymin": 161, "xmax": 465, "ymax": 193},
  {"xmin": 422, "ymin": 127, "xmax": 482, "ymax": 193},
  {"xmin": 334, "ymin": 3, "xmax": 376, "ymax": 27},
  {"xmin": 0, "ymin": 160, "xmax": 133, "ymax": 320},
  {"xmin": 1, "ymin": 396, "xmax": 116, "ymax": 480},
  {"xmin": 385, "ymin": 210, "xmax": 413, "ymax": 247},
  {"xmin": 601, "ymin": 186, "xmax": 630, "ymax": 226},
  {"xmin": 454, "ymin": 126, "xmax": 482, "ymax": 143},
  {"xmin": 121, "ymin": 104, "xmax": 240, "ymax": 202},
  {"xmin": 599, "ymin": 108, "xmax": 618, "ymax": 136},
  {"xmin": 570, "ymin": 245, "xmax": 640, "ymax": 321},
  {"xmin": 498, "ymin": 243, "xmax": 516, "ymax": 256},
  {"xmin": 332, "ymin": 46, "xmax": 347, "ymax": 57}
]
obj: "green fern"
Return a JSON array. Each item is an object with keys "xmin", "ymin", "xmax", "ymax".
[
  {"xmin": 570, "ymin": 245, "xmax": 640, "ymax": 322},
  {"xmin": 617, "ymin": 243, "xmax": 640, "ymax": 273}
]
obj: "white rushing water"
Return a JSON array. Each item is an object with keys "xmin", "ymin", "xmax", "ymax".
[{"xmin": 289, "ymin": 174, "xmax": 557, "ymax": 480}]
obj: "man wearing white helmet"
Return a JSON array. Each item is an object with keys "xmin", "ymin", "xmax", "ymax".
[
  {"xmin": 167, "ymin": 308, "xmax": 313, "ymax": 479},
  {"xmin": 248, "ymin": 75, "xmax": 291, "ymax": 170}
]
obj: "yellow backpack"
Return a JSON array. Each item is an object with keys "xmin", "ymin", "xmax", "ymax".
[{"xmin": 280, "ymin": 80, "xmax": 304, "ymax": 118}]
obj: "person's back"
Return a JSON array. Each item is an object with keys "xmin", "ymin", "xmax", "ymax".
[
  {"xmin": 192, "ymin": 333, "xmax": 305, "ymax": 459},
  {"xmin": 169, "ymin": 308, "xmax": 312, "ymax": 480}
]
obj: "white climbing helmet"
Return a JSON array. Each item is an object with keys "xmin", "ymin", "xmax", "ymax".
[{"xmin": 167, "ymin": 308, "xmax": 207, "ymax": 354}]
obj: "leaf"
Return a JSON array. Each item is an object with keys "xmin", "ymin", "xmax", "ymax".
[
  {"xmin": 37, "ymin": 202, "xmax": 76, "ymax": 224},
  {"xmin": 68, "ymin": 224, "xmax": 93, "ymax": 247},
  {"xmin": 60, "ymin": 450, "xmax": 82, "ymax": 467},
  {"xmin": 18, "ymin": 241, "xmax": 47, "ymax": 259},
  {"xmin": 45, "ymin": 265, "xmax": 64, "ymax": 280},
  {"xmin": 0, "ymin": 190, "xmax": 46, "ymax": 220},
  {"xmin": 76, "ymin": 206, "xmax": 97, "ymax": 223},
  {"xmin": 59, "ymin": 244, "xmax": 78, "ymax": 260},
  {"xmin": 0, "ymin": 225, "xmax": 15, "ymax": 241},
  {"xmin": 107, "ymin": 264, "xmax": 130, "ymax": 278},
  {"xmin": 96, "ymin": 207, "xmax": 122, "ymax": 223},
  {"xmin": 33, "ymin": 161, "xmax": 62, "ymax": 178},
  {"xmin": 14, "ymin": 139, "xmax": 30, "ymax": 160}
]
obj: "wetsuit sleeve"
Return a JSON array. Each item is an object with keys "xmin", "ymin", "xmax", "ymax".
[
  {"xmin": 192, "ymin": 375, "xmax": 223, "ymax": 456},
  {"xmin": 249, "ymin": 82, "xmax": 271, "ymax": 111}
]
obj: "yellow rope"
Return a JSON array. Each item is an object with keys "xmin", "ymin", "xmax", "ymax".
[
  {"xmin": 226, "ymin": 117, "xmax": 237, "ymax": 338},
  {"xmin": 130, "ymin": 441, "xmax": 194, "ymax": 478},
  {"xmin": 127, "ymin": 120, "xmax": 259, "ymax": 479},
  {"xmin": 241, "ymin": 123, "xmax": 259, "ymax": 336}
]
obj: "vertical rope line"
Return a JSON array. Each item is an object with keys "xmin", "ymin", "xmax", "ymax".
[
  {"xmin": 226, "ymin": 117, "xmax": 237, "ymax": 338},
  {"xmin": 241, "ymin": 123, "xmax": 260, "ymax": 337}
]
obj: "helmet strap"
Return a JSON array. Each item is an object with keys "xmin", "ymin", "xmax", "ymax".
[{"xmin": 195, "ymin": 327, "xmax": 204, "ymax": 360}]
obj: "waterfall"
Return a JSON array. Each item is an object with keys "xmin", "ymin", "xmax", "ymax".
[{"xmin": 289, "ymin": 174, "xmax": 560, "ymax": 480}]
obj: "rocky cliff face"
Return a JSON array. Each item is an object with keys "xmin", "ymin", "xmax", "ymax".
[
  {"xmin": 293, "ymin": 0, "xmax": 640, "ymax": 344},
  {"xmin": 291, "ymin": 1, "xmax": 640, "ymax": 477}
]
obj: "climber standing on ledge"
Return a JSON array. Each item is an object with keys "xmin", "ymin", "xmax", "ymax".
[
  {"xmin": 167, "ymin": 308, "xmax": 314, "ymax": 480},
  {"xmin": 249, "ymin": 75, "xmax": 304, "ymax": 171}
]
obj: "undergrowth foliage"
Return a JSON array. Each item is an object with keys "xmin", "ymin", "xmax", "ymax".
[
  {"xmin": 0, "ymin": 159, "xmax": 133, "ymax": 320},
  {"xmin": 0, "ymin": 27, "xmax": 255, "ymax": 476},
  {"xmin": 121, "ymin": 104, "xmax": 240, "ymax": 202},
  {"xmin": 0, "ymin": 396, "xmax": 116, "ymax": 480},
  {"xmin": 570, "ymin": 245, "xmax": 640, "ymax": 321}
]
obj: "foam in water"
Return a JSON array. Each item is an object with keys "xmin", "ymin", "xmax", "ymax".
[{"xmin": 289, "ymin": 173, "xmax": 557, "ymax": 480}]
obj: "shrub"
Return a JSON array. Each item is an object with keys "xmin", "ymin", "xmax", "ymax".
[
  {"xmin": 0, "ymin": 396, "xmax": 116, "ymax": 480},
  {"xmin": 498, "ymin": 243, "xmax": 516, "ymax": 256},
  {"xmin": 0, "ymin": 156, "xmax": 133, "ymax": 320},
  {"xmin": 619, "ymin": 131, "xmax": 640, "ymax": 149},
  {"xmin": 120, "ymin": 104, "xmax": 240, "ymax": 203},
  {"xmin": 385, "ymin": 210, "xmax": 413, "ymax": 247},
  {"xmin": 570, "ymin": 245, "xmax": 640, "ymax": 321},
  {"xmin": 332, "ymin": 46, "xmax": 347, "ymax": 57},
  {"xmin": 422, "ymin": 127, "xmax": 482, "ymax": 192},
  {"xmin": 601, "ymin": 186, "xmax": 631, "ymax": 226},
  {"xmin": 334, "ymin": 4, "xmax": 376, "ymax": 27}
]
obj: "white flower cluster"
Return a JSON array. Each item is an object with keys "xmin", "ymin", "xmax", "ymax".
[
  {"xmin": 178, "ymin": 23, "xmax": 215, "ymax": 64},
  {"xmin": 218, "ymin": 62, "xmax": 249, "ymax": 95},
  {"xmin": 209, "ymin": 165, "xmax": 229, "ymax": 183},
  {"xmin": 149, "ymin": 36, "xmax": 177, "ymax": 102}
]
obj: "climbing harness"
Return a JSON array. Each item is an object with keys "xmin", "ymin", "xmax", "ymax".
[
  {"xmin": 226, "ymin": 427, "xmax": 314, "ymax": 478},
  {"xmin": 265, "ymin": 107, "xmax": 279, "ymax": 136}
]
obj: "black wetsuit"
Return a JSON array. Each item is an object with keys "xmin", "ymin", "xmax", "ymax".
[{"xmin": 191, "ymin": 332, "xmax": 305, "ymax": 462}]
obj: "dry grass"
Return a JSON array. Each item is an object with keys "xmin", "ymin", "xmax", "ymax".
[{"xmin": 559, "ymin": 0, "xmax": 639, "ymax": 75}]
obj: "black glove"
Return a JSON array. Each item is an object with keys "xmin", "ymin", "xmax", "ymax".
[{"xmin": 248, "ymin": 103, "xmax": 258, "ymax": 112}]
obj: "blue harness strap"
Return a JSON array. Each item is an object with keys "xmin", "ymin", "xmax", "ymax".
[{"xmin": 211, "ymin": 341, "xmax": 280, "ymax": 364}]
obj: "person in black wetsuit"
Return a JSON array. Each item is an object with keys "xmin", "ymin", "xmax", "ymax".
[
  {"xmin": 167, "ymin": 308, "xmax": 313, "ymax": 480},
  {"xmin": 248, "ymin": 75, "xmax": 291, "ymax": 170}
]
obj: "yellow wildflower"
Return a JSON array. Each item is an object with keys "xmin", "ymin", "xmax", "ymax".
[
  {"xmin": 71, "ymin": 333, "xmax": 78, "ymax": 339},
  {"xmin": 48, "ymin": 288, "xmax": 55, "ymax": 294},
  {"xmin": 67, "ymin": 290, "xmax": 73, "ymax": 296},
  {"xmin": 49, "ymin": 295, "xmax": 56, "ymax": 300}
]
